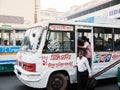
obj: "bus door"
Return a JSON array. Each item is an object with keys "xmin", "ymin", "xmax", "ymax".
[
  {"xmin": 77, "ymin": 29, "xmax": 92, "ymax": 44},
  {"xmin": 76, "ymin": 26, "xmax": 93, "ymax": 56}
]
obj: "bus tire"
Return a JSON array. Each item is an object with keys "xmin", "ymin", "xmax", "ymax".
[{"xmin": 47, "ymin": 73, "xmax": 67, "ymax": 90}]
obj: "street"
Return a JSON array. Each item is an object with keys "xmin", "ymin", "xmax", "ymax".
[{"xmin": 0, "ymin": 72, "xmax": 119, "ymax": 90}]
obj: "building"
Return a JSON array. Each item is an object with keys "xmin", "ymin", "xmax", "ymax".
[
  {"xmin": 39, "ymin": 8, "xmax": 64, "ymax": 22},
  {"xmin": 0, "ymin": 0, "xmax": 41, "ymax": 26},
  {"xmin": 0, "ymin": 0, "xmax": 40, "ymax": 46},
  {"xmin": 62, "ymin": 0, "xmax": 120, "ymax": 24}
]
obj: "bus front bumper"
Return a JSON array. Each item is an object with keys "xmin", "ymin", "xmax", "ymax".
[{"xmin": 14, "ymin": 65, "xmax": 45, "ymax": 88}]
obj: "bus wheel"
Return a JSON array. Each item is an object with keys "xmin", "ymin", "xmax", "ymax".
[{"xmin": 47, "ymin": 73, "xmax": 67, "ymax": 90}]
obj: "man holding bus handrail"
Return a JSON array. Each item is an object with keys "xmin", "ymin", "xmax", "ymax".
[{"xmin": 78, "ymin": 36, "xmax": 92, "ymax": 67}]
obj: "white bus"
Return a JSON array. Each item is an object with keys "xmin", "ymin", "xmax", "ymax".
[
  {"xmin": 14, "ymin": 21, "xmax": 120, "ymax": 90},
  {"xmin": 0, "ymin": 27, "xmax": 26, "ymax": 72}
]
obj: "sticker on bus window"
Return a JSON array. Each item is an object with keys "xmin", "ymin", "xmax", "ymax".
[{"xmin": 47, "ymin": 40, "xmax": 60, "ymax": 51}]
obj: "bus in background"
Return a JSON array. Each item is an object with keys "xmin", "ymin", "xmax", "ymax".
[
  {"xmin": 0, "ymin": 27, "xmax": 26, "ymax": 72},
  {"xmin": 14, "ymin": 21, "xmax": 120, "ymax": 90}
]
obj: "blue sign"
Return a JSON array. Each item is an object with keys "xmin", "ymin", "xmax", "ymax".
[
  {"xmin": 75, "ymin": 17, "xmax": 94, "ymax": 23},
  {"xmin": 0, "ymin": 46, "xmax": 21, "ymax": 53}
]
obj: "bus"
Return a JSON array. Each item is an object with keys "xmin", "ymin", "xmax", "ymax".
[
  {"xmin": 0, "ymin": 26, "xmax": 26, "ymax": 72},
  {"xmin": 14, "ymin": 21, "xmax": 120, "ymax": 90}
]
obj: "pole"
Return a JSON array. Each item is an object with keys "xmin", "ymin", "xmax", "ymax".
[{"xmin": 34, "ymin": 0, "xmax": 37, "ymax": 23}]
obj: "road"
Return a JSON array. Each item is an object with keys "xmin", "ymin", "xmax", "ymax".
[{"xmin": 0, "ymin": 72, "xmax": 119, "ymax": 90}]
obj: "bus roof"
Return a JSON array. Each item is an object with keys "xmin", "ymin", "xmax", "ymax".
[
  {"xmin": 29, "ymin": 20, "xmax": 120, "ymax": 29},
  {"xmin": 0, "ymin": 25, "xmax": 27, "ymax": 31}
]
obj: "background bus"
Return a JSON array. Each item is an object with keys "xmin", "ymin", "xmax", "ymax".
[
  {"xmin": 0, "ymin": 27, "xmax": 26, "ymax": 72},
  {"xmin": 14, "ymin": 21, "xmax": 120, "ymax": 89}
]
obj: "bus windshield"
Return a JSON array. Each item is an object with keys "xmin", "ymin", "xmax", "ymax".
[{"xmin": 20, "ymin": 26, "xmax": 44, "ymax": 53}]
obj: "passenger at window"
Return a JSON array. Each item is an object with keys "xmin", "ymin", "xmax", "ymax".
[
  {"xmin": 107, "ymin": 38, "xmax": 113, "ymax": 50},
  {"xmin": 4, "ymin": 40, "xmax": 8, "ymax": 46},
  {"xmin": 42, "ymin": 40, "xmax": 49, "ymax": 52},
  {"xmin": 94, "ymin": 36, "xmax": 103, "ymax": 51},
  {"xmin": 0, "ymin": 38, "xmax": 2, "ymax": 45}
]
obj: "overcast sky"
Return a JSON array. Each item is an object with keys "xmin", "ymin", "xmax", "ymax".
[{"xmin": 41, "ymin": 0, "xmax": 92, "ymax": 12}]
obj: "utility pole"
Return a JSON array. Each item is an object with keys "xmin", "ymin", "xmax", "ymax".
[{"xmin": 34, "ymin": 0, "xmax": 37, "ymax": 23}]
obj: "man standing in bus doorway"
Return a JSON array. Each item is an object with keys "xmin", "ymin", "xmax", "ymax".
[
  {"xmin": 74, "ymin": 50, "xmax": 92, "ymax": 90},
  {"xmin": 78, "ymin": 36, "xmax": 92, "ymax": 67}
]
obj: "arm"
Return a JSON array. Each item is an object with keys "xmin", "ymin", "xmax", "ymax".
[
  {"xmin": 85, "ymin": 59, "xmax": 92, "ymax": 77},
  {"xmin": 73, "ymin": 57, "xmax": 78, "ymax": 67},
  {"xmin": 78, "ymin": 42, "xmax": 88, "ymax": 49}
]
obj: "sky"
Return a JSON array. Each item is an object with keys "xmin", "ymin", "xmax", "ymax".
[{"xmin": 41, "ymin": 0, "xmax": 92, "ymax": 12}]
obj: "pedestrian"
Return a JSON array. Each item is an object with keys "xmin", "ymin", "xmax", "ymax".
[
  {"xmin": 74, "ymin": 50, "xmax": 92, "ymax": 90},
  {"xmin": 78, "ymin": 36, "xmax": 92, "ymax": 67}
]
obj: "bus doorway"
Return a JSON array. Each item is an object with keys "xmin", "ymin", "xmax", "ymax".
[
  {"xmin": 77, "ymin": 29, "xmax": 92, "ymax": 45},
  {"xmin": 77, "ymin": 28, "xmax": 93, "ymax": 67},
  {"xmin": 77, "ymin": 28, "xmax": 93, "ymax": 51}
]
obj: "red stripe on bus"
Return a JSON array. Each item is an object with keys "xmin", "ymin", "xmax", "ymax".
[{"xmin": 93, "ymin": 60, "xmax": 120, "ymax": 78}]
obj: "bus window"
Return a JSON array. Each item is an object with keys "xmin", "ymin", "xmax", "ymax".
[
  {"xmin": 43, "ymin": 31, "xmax": 75, "ymax": 53},
  {"xmin": 15, "ymin": 30, "xmax": 25, "ymax": 46},
  {"xmin": 0, "ymin": 31, "xmax": 3, "ymax": 45},
  {"xmin": 114, "ymin": 28, "xmax": 120, "ymax": 51},
  {"xmin": 0, "ymin": 30, "xmax": 15, "ymax": 46},
  {"xmin": 94, "ymin": 27, "xmax": 113, "ymax": 51},
  {"xmin": 0, "ymin": 30, "xmax": 25, "ymax": 46},
  {"xmin": 0, "ymin": 38, "xmax": 2, "ymax": 45},
  {"xmin": 2, "ymin": 30, "xmax": 12, "ymax": 46},
  {"xmin": 63, "ymin": 32, "xmax": 74, "ymax": 52}
]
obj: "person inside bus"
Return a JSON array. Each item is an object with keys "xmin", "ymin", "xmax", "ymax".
[
  {"xmin": 4, "ymin": 40, "xmax": 8, "ymax": 46},
  {"xmin": 74, "ymin": 50, "xmax": 92, "ymax": 90},
  {"xmin": 42, "ymin": 40, "xmax": 49, "ymax": 52},
  {"xmin": 107, "ymin": 38, "xmax": 113, "ymax": 50},
  {"xmin": 0, "ymin": 38, "xmax": 2, "ymax": 45},
  {"xmin": 78, "ymin": 38, "xmax": 84, "ymax": 49},
  {"xmin": 94, "ymin": 36, "xmax": 103, "ymax": 51},
  {"xmin": 0, "ymin": 38, "xmax": 4, "ymax": 45},
  {"xmin": 78, "ymin": 36, "xmax": 92, "ymax": 67},
  {"xmin": 16, "ymin": 40, "xmax": 21, "ymax": 46},
  {"xmin": 115, "ymin": 39, "xmax": 120, "ymax": 50}
]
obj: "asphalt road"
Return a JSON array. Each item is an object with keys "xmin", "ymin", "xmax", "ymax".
[{"xmin": 0, "ymin": 72, "xmax": 119, "ymax": 90}]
